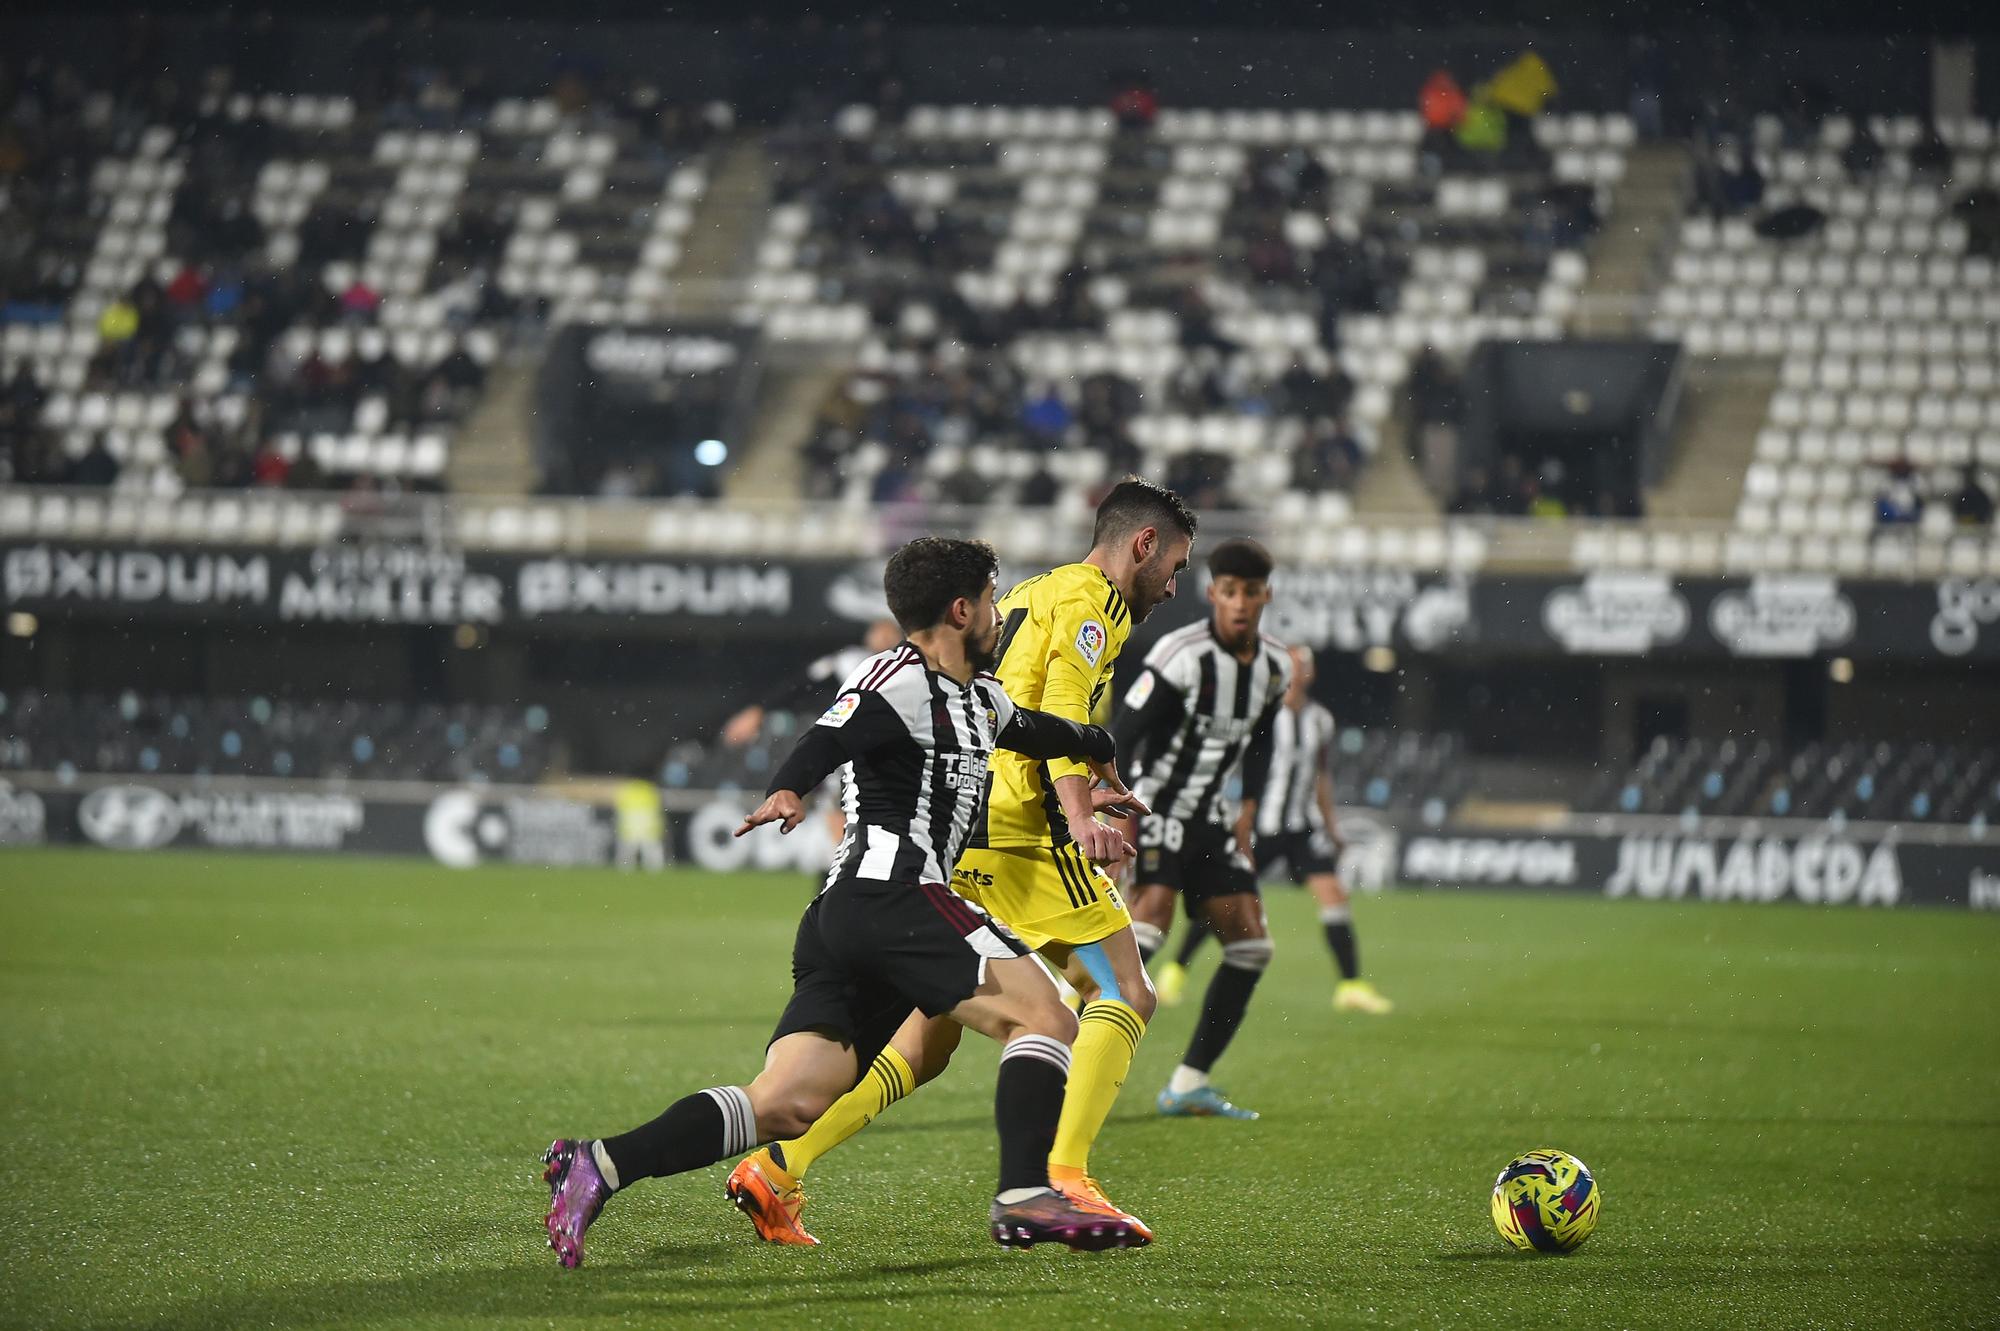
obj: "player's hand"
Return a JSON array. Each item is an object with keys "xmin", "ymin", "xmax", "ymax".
[
  {"xmin": 720, "ymin": 706, "xmax": 765, "ymax": 748},
  {"xmin": 1086, "ymin": 759, "xmax": 1149, "ymax": 819},
  {"xmin": 1232, "ymin": 811, "xmax": 1256, "ymax": 860},
  {"xmin": 737, "ymin": 790, "xmax": 807, "ymax": 836},
  {"xmin": 1067, "ymin": 812, "xmax": 1134, "ymax": 868}
]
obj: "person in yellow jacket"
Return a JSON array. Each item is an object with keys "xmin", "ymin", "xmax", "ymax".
[{"xmin": 726, "ymin": 479, "xmax": 1198, "ymax": 1246}]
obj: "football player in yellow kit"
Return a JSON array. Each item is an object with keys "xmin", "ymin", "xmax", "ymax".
[{"xmin": 727, "ymin": 480, "xmax": 1197, "ymax": 1245}]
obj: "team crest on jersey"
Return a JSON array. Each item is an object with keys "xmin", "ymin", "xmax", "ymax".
[
  {"xmin": 1073, "ymin": 619, "xmax": 1108, "ymax": 667},
  {"xmin": 815, "ymin": 693, "xmax": 861, "ymax": 728},
  {"xmin": 1123, "ymin": 670, "xmax": 1155, "ymax": 709}
]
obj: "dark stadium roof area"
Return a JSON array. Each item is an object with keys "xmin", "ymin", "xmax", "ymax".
[{"xmin": 2, "ymin": 0, "xmax": 1993, "ymax": 35}]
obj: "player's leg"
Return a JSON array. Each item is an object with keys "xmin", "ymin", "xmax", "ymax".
[
  {"xmin": 1155, "ymin": 916, "xmax": 1211, "ymax": 1006},
  {"xmin": 1158, "ymin": 873, "xmax": 1272, "ymax": 1121},
  {"xmin": 962, "ymin": 844, "xmax": 1156, "ymax": 1235},
  {"xmin": 946, "ymin": 951, "xmax": 1130, "ymax": 1250},
  {"xmin": 748, "ymin": 1007, "xmax": 956, "ymax": 1199},
  {"xmin": 1310, "ymin": 863, "xmax": 1393, "ymax": 1013},
  {"xmin": 942, "ymin": 943, "xmax": 1141, "ymax": 1250},
  {"xmin": 544, "ymin": 1029, "xmax": 857, "ymax": 1267},
  {"xmin": 1042, "ymin": 921, "xmax": 1154, "ymax": 1233},
  {"xmin": 1127, "ymin": 881, "xmax": 1175, "ymax": 962}
]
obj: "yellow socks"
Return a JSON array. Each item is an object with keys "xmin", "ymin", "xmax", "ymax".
[
  {"xmin": 775, "ymin": 1046, "xmax": 915, "ymax": 1179},
  {"xmin": 1050, "ymin": 999, "xmax": 1146, "ymax": 1173}
]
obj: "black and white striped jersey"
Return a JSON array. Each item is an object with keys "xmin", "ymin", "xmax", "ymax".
[
  {"xmin": 764, "ymin": 643, "xmax": 1116, "ymax": 892},
  {"xmin": 1256, "ymin": 701, "xmax": 1337, "ymax": 837},
  {"xmin": 1113, "ymin": 621, "xmax": 1293, "ymax": 827}
]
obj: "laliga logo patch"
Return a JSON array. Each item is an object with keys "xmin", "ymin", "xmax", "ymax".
[
  {"xmin": 1123, "ymin": 670, "xmax": 1155, "ymax": 709},
  {"xmin": 1074, "ymin": 619, "xmax": 1108, "ymax": 667},
  {"xmin": 816, "ymin": 693, "xmax": 861, "ymax": 728}
]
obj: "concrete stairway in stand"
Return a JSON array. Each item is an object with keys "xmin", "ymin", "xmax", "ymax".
[
  {"xmin": 446, "ymin": 351, "xmax": 541, "ymax": 495},
  {"xmin": 1644, "ymin": 358, "xmax": 1779, "ymax": 520},
  {"xmin": 1572, "ymin": 142, "xmax": 1692, "ymax": 337}
]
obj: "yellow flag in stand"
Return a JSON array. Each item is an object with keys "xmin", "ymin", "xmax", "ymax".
[{"xmin": 1487, "ymin": 51, "xmax": 1558, "ymax": 118}]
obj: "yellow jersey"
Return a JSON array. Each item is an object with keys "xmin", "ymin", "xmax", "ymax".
[{"xmin": 976, "ymin": 562, "xmax": 1133, "ymax": 849}]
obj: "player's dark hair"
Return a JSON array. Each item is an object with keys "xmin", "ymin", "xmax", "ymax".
[
  {"xmin": 882, "ymin": 537, "xmax": 1000, "ymax": 632},
  {"xmin": 1207, "ymin": 537, "xmax": 1274, "ymax": 582},
  {"xmin": 1092, "ymin": 478, "xmax": 1198, "ymax": 550}
]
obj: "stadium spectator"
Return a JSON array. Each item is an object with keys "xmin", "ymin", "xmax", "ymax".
[
  {"xmin": 1108, "ymin": 68, "xmax": 1158, "ymax": 131},
  {"xmin": 1841, "ymin": 118, "xmax": 1882, "ymax": 180},
  {"xmin": 1952, "ymin": 467, "xmax": 1994, "ymax": 527},
  {"xmin": 1292, "ymin": 419, "xmax": 1364, "ymax": 494},
  {"xmin": 1449, "ymin": 467, "xmax": 1493, "ymax": 515},
  {"xmin": 1875, "ymin": 460, "xmax": 1925, "ymax": 526},
  {"xmin": 1489, "ymin": 454, "xmax": 1533, "ymax": 516},
  {"xmin": 66, "ymin": 434, "xmax": 118, "ymax": 487},
  {"xmin": 1910, "ymin": 120, "xmax": 1954, "ymax": 181},
  {"xmin": 1408, "ymin": 348, "xmax": 1460, "ymax": 426}
]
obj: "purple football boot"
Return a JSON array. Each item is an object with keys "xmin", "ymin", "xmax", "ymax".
[
  {"xmin": 541, "ymin": 1138, "xmax": 612, "ymax": 1268},
  {"xmin": 990, "ymin": 1190, "xmax": 1144, "ymax": 1252}
]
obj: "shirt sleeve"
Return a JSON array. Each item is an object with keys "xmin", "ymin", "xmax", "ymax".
[
  {"xmin": 766, "ymin": 687, "xmax": 906, "ymax": 796},
  {"xmin": 1239, "ymin": 651, "xmax": 1295, "ymax": 806},
  {"xmin": 1109, "ymin": 664, "xmax": 1186, "ymax": 771},
  {"xmin": 996, "ymin": 708, "xmax": 1116, "ymax": 764},
  {"xmin": 1038, "ymin": 593, "xmax": 1117, "ymax": 786}
]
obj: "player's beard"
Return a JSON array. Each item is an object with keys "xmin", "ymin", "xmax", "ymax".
[
  {"xmin": 966, "ymin": 623, "xmax": 999, "ymax": 673},
  {"xmin": 1129, "ymin": 550, "xmax": 1173, "ymax": 623}
]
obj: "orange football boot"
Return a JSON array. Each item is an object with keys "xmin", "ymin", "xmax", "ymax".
[
  {"xmin": 1049, "ymin": 1167, "xmax": 1153, "ymax": 1245},
  {"xmin": 725, "ymin": 1149, "xmax": 819, "ymax": 1246}
]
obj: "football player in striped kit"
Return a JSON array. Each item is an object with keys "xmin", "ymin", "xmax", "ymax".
[
  {"xmin": 1112, "ymin": 538, "xmax": 1292, "ymax": 1121},
  {"xmin": 538, "ymin": 538, "xmax": 1146, "ymax": 1265},
  {"xmin": 1155, "ymin": 644, "xmax": 1392, "ymax": 1014}
]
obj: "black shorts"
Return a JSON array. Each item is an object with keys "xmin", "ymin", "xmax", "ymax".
[
  {"xmin": 769, "ymin": 876, "xmax": 1031, "ymax": 1069},
  {"xmin": 1135, "ymin": 815, "xmax": 1259, "ymax": 916},
  {"xmin": 1255, "ymin": 829, "xmax": 1340, "ymax": 882}
]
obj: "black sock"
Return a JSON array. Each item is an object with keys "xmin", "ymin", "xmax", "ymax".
[
  {"xmin": 1183, "ymin": 960, "xmax": 1265, "ymax": 1074},
  {"xmin": 1174, "ymin": 921, "xmax": 1210, "ymax": 968},
  {"xmin": 598, "ymin": 1085, "xmax": 758, "ymax": 1189},
  {"xmin": 1323, "ymin": 920, "xmax": 1360, "ymax": 981},
  {"xmin": 994, "ymin": 1035, "xmax": 1071, "ymax": 1195},
  {"xmin": 1135, "ymin": 930, "xmax": 1161, "ymax": 965}
]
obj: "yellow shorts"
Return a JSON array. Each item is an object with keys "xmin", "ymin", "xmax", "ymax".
[{"xmin": 952, "ymin": 842, "xmax": 1131, "ymax": 954}]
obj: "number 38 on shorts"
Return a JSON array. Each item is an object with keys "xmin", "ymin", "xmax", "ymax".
[{"xmin": 1133, "ymin": 816, "xmax": 1258, "ymax": 900}]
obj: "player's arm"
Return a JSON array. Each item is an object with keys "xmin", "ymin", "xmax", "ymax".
[
  {"xmin": 995, "ymin": 708, "xmax": 1148, "ymax": 818},
  {"xmin": 721, "ymin": 651, "xmax": 846, "ymax": 745},
  {"xmin": 1039, "ymin": 599, "xmax": 1129, "ymax": 851},
  {"xmin": 1315, "ymin": 767, "xmax": 1345, "ymax": 852},
  {"xmin": 736, "ymin": 690, "xmax": 897, "ymax": 836},
  {"xmin": 1235, "ymin": 698, "xmax": 1284, "ymax": 855},
  {"xmin": 1107, "ymin": 666, "xmax": 1184, "ymax": 769}
]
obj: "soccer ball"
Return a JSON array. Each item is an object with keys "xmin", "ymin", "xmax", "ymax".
[{"xmin": 1490, "ymin": 1149, "xmax": 1600, "ymax": 1253}]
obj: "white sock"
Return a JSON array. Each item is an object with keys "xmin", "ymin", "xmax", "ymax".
[
  {"xmin": 1168, "ymin": 1065, "xmax": 1209, "ymax": 1095},
  {"xmin": 995, "ymin": 1185, "xmax": 1055, "ymax": 1205},
  {"xmin": 590, "ymin": 1139, "xmax": 621, "ymax": 1190}
]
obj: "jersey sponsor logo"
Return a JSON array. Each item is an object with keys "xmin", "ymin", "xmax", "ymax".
[
  {"xmin": 1073, "ymin": 619, "xmax": 1108, "ymax": 667},
  {"xmin": 1123, "ymin": 669, "xmax": 1155, "ymax": 709},
  {"xmin": 815, "ymin": 693, "xmax": 861, "ymax": 728},
  {"xmin": 940, "ymin": 751, "xmax": 990, "ymax": 792}
]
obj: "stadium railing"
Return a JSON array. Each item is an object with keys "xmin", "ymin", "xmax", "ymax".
[{"xmin": 5, "ymin": 485, "xmax": 1997, "ymax": 579}]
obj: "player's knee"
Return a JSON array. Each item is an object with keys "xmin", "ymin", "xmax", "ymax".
[
  {"xmin": 1014, "ymin": 996, "xmax": 1079, "ymax": 1046},
  {"xmin": 1221, "ymin": 937, "xmax": 1275, "ymax": 972},
  {"xmin": 1124, "ymin": 969, "xmax": 1158, "ymax": 1022},
  {"xmin": 753, "ymin": 1088, "xmax": 838, "ymax": 1141}
]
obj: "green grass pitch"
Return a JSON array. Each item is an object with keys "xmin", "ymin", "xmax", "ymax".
[{"xmin": 2, "ymin": 847, "xmax": 1996, "ymax": 1330}]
